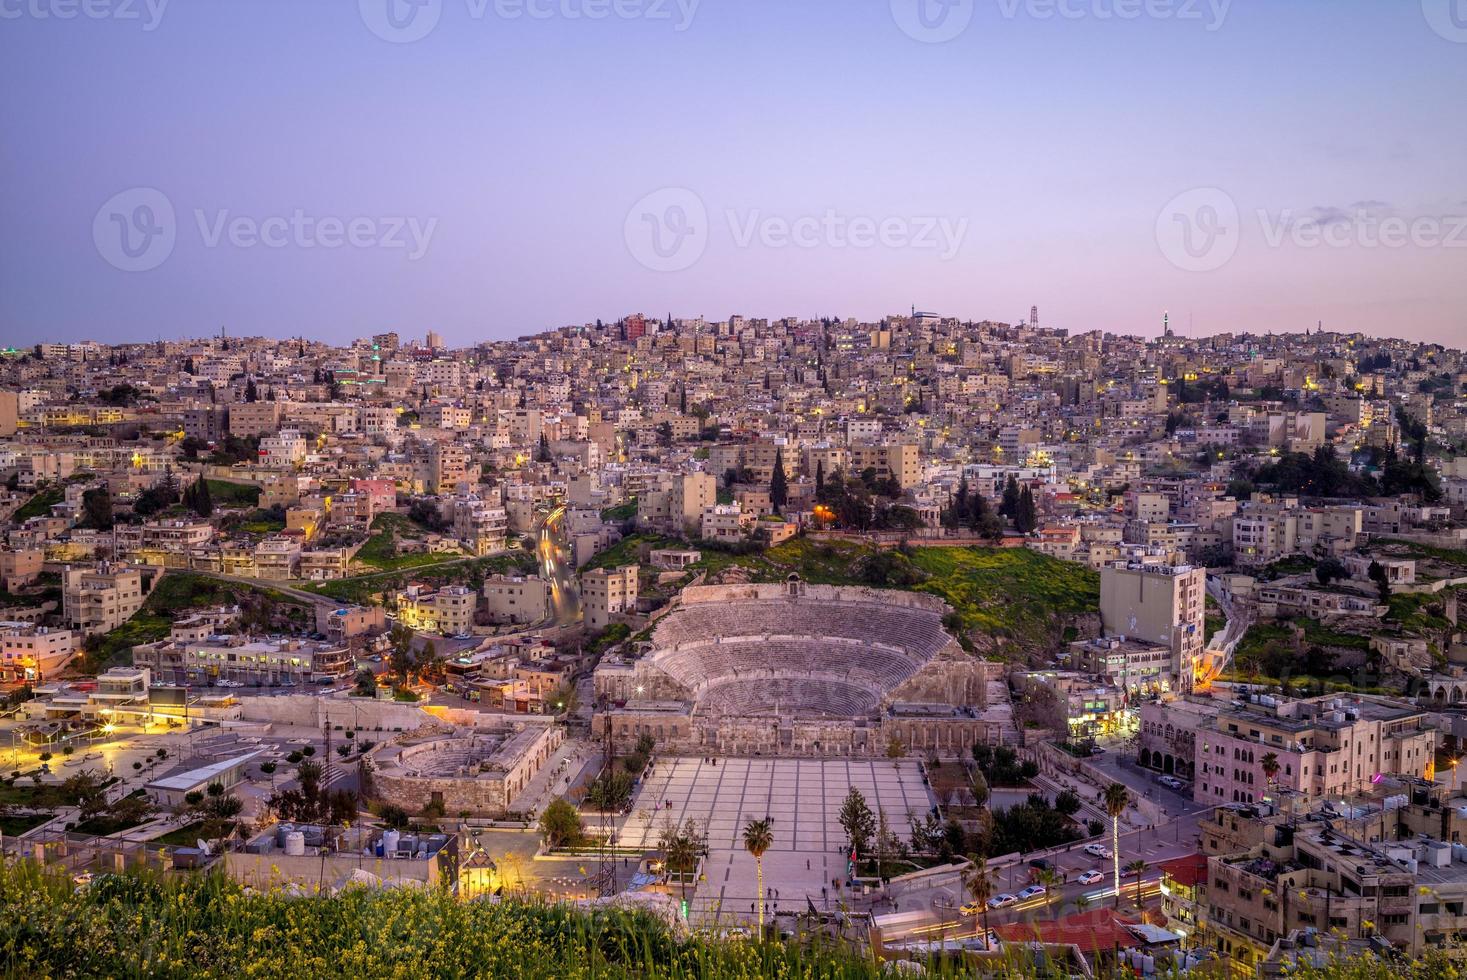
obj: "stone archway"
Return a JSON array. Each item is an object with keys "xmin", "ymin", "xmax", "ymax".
[
  {"xmin": 1140, "ymin": 748, "xmax": 1153, "ymax": 769},
  {"xmin": 1163, "ymin": 755, "xmax": 1175, "ymax": 775}
]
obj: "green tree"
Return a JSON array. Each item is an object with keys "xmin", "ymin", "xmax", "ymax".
[
  {"xmin": 538, "ymin": 797, "xmax": 582, "ymax": 849},
  {"xmin": 387, "ymin": 623, "xmax": 417, "ymax": 684},
  {"xmin": 81, "ymin": 487, "xmax": 113, "ymax": 531},
  {"xmin": 742, "ymin": 817, "xmax": 774, "ymax": 935},
  {"xmin": 769, "ymin": 449, "xmax": 788, "ymax": 513},
  {"xmin": 1014, "ymin": 485, "xmax": 1037, "ymax": 534},
  {"xmin": 1127, "ymin": 858, "xmax": 1148, "ymax": 906},
  {"xmin": 838, "ymin": 785, "xmax": 876, "ymax": 860},
  {"xmin": 962, "ymin": 854, "xmax": 994, "ymax": 940},
  {"xmin": 1000, "ymin": 475, "xmax": 1020, "ymax": 518}
]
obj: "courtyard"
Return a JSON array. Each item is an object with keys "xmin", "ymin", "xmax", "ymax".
[{"xmin": 618, "ymin": 757, "xmax": 934, "ymax": 925}]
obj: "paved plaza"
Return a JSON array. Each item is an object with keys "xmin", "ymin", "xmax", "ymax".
[{"xmin": 620, "ymin": 757, "xmax": 933, "ymax": 924}]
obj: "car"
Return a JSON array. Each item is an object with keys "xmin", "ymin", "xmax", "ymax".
[
  {"xmin": 1017, "ymin": 885, "xmax": 1047, "ymax": 900},
  {"xmin": 1078, "ymin": 870, "xmax": 1104, "ymax": 885},
  {"xmin": 1084, "ymin": 843, "xmax": 1112, "ymax": 859},
  {"xmin": 1121, "ymin": 866, "xmax": 1142, "ymax": 878},
  {"xmin": 960, "ymin": 902, "xmax": 984, "ymax": 916},
  {"xmin": 1159, "ymin": 775, "xmax": 1185, "ymax": 790},
  {"xmin": 987, "ymin": 893, "xmax": 1018, "ymax": 909},
  {"xmin": 1089, "ymin": 746, "xmax": 1106, "ymax": 756}
]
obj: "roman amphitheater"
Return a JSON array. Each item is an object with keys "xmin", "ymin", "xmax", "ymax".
[{"xmin": 593, "ymin": 579, "xmax": 1002, "ymax": 757}]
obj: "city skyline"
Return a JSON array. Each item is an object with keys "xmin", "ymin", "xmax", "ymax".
[{"xmin": 3, "ymin": 0, "xmax": 1465, "ymax": 346}]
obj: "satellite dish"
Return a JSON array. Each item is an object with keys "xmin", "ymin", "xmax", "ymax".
[{"xmin": 197, "ymin": 839, "xmax": 211, "ymax": 856}]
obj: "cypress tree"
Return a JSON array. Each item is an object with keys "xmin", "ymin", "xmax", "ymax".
[{"xmin": 770, "ymin": 449, "xmax": 788, "ymax": 513}]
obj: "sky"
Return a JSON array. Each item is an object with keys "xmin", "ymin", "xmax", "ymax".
[{"xmin": 1, "ymin": 0, "xmax": 1464, "ymax": 347}]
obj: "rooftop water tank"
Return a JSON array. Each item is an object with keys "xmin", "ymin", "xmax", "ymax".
[
  {"xmin": 283, "ymin": 831, "xmax": 306, "ymax": 857},
  {"xmin": 382, "ymin": 828, "xmax": 401, "ymax": 856}
]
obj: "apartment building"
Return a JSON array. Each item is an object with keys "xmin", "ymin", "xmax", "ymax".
[
  {"xmin": 452, "ymin": 496, "xmax": 508, "ymax": 556},
  {"xmin": 112, "ymin": 519, "xmax": 215, "ymax": 568},
  {"xmin": 227, "ymin": 401, "xmax": 281, "ymax": 437},
  {"xmin": 1067, "ymin": 635, "xmax": 1176, "ymax": 695},
  {"xmin": 1193, "ymin": 692, "xmax": 1435, "ymax": 806},
  {"xmin": 62, "ymin": 563, "xmax": 145, "ymax": 635},
  {"xmin": 394, "ymin": 585, "xmax": 476, "ymax": 636},
  {"xmin": 637, "ymin": 472, "xmax": 716, "ymax": 537},
  {"xmin": 258, "ymin": 429, "xmax": 307, "ymax": 467},
  {"xmin": 132, "ymin": 633, "xmax": 352, "ymax": 685},
  {"xmin": 848, "ymin": 442, "xmax": 920, "ymax": 489},
  {"xmin": 581, "ymin": 564, "xmax": 637, "ymax": 631},
  {"xmin": 1099, "ymin": 556, "xmax": 1206, "ymax": 687},
  {"xmin": 0, "ymin": 548, "xmax": 44, "ymax": 590},
  {"xmin": 426, "ymin": 442, "xmax": 471, "ymax": 494},
  {"xmin": 0, "ymin": 622, "xmax": 76, "ymax": 682},
  {"xmin": 482, "ymin": 576, "xmax": 552, "ymax": 625}
]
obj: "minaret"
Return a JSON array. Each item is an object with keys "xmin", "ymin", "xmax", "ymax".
[{"xmin": 1163, "ymin": 311, "xmax": 1172, "ymax": 338}]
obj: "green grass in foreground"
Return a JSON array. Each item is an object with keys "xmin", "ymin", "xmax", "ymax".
[{"xmin": 0, "ymin": 863, "xmax": 1448, "ymax": 979}]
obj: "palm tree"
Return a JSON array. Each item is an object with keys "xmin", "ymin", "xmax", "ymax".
[
  {"xmin": 664, "ymin": 828, "xmax": 699, "ymax": 919},
  {"xmin": 1128, "ymin": 859, "xmax": 1148, "ymax": 907},
  {"xmin": 1261, "ymin": 751, "xmax": 1280, "ymax": 800},
  {"xmin": 1103, "ymin": 782, "xmax": 1131, "ymax": 908},
  {"xmin": 1074, "ymin": 893, "xmax": 1091, "ymax": 916},
  {"xmin": 962, "ymin": 854, "xmax": 994, "ymax": 941},
  {"xmin": 742, "ymin": 817, "xmax": 774, "ymax": 936}
]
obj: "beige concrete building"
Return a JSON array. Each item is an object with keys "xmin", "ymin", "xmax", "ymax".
[
  {"xmin": 395, "ymin": 585, "xmax": 477, "ymax": 636},
  {"xmin": 1099, "ymin": 556, "xmax": 1206, "ymax": 688},
  {"xmin": 482, "ymin": 575, "xmax": 552, "ymax": 625},
  {"xmin": 848, "ymin": 442, "xmax": 920, "ymax": 489},
  {"xmin": 637, "ymin": 472, "xmax": 716, "ymax": 536},
  {"xmin": 62, "ymin": 563, "xmax": 145, "ymax": 635},
  {"xmin": 0, "ymin": 548, "xmax": 44, "ymax": 591},
  {"xmin": 0, "ymin": 622, "xmax": 76, "ymax": 682},
  {"xmin": 581, "ymin": 564, "xmax": 638, "ymax": 631}
]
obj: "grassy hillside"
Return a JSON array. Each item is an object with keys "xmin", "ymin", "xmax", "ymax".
[{"xmin": 589, "ymin": 535, "xmax": 1099, "ymax": 658}]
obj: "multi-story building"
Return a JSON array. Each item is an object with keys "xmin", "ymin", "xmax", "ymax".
[
  {"xmin": 1099, "ymin": 556, "xmax": 1206, "ymax": 688},
  {"xmin": 848, "ymin": 442, "xmax": 920, "ymax": 489},
  {"xmin": 114, "ymin": 519, "xmax": 215, "ymax": 568},
  {"xmin": 1193, "ymin": 692, "xmax": 1436, "ymax": 806},
  {"xmin": 394, "ymin": 585, "xmax": 476, "ymax": 636},
  {"xmin": 62, "ymin": 563, "xmax": 145, "ymax": 635},
  {"xmin": 182, "ymin": 406, "xmax": 230, "ymax": 443},
  {"xmin": 482, "ymin": 576, "xmax": 552, "ymax": 625},
  {"xmin": 1067, "ymin": 635, "xmax": 1175, "ymax": 695},
  {"xmin": 637, "ymin": 472, "xmax": 716, "ymax": 536},
  {"xmin": 452, "ymin": 496, "xmax": 508, "ymax": 556},
  {"xmin": 0, "ymin": 548, "xmax": 44, "ymax": 591},
  {"xmin": 427, "ymin": 442, "xmax": 471, "ymax": 494},
  {"xmin": 227, "ymin": 401, "xmax": 282, "ymax": 438},
  {"xmin": 258, "ymin": 429, "xmax": 307, "ymax": 467},
  {"xmin": 132, "ymin": 632, "xmax": 352, "ymax": 685},
  {"xmin": 0, "ymin": 622, "xmax": 76, "ymax": 682},
  {"xmin": 581, "ymin": 564, "xmax": 637, "ymax": 631}
]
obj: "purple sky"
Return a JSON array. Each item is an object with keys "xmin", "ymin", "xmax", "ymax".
[{"xmin": 2, "ymin": 0, "xmax": 1464, "ymax": 347}]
